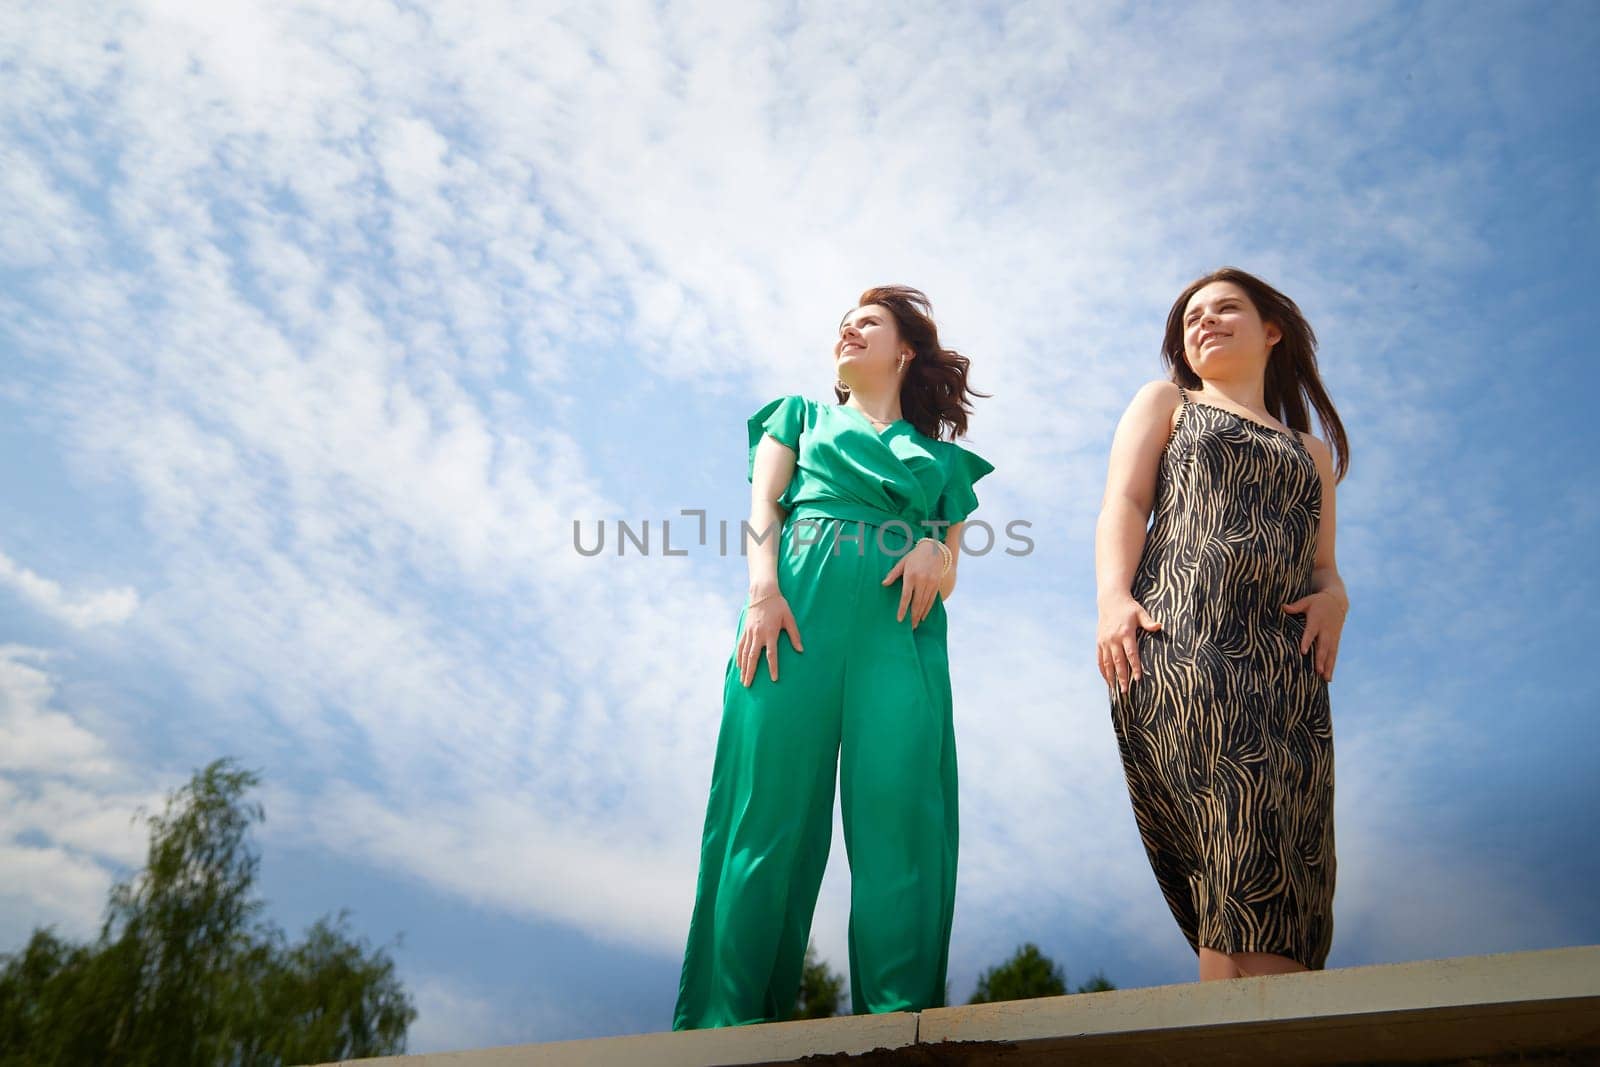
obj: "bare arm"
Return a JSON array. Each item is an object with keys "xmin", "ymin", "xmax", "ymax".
[
  {"xmin": 738, "ymin": 434, "xmax": 804, "ymax": 685},
  {"xmin": 1283, "ymin": 433, "xmax": 1348, "ymax": 681},
  {"xmin": 1096, "ymin": 381, "xmax": 1179, "ymax": 603},
  {"xmin": 1306, "ymin": 435, "xmax": 1345, "ymax": 601},
  {"xmin": 747, "ymin": 434, "xmax": 797, "ymax": 599},
  {"xmin": 1095, "ymin": 381, "xmax": 1181, "ymax": 689}
]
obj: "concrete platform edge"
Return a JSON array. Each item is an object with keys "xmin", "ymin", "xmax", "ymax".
[{"xmin": 311, "ymin": 945, "xmax": 1600, "ymax": 1067}]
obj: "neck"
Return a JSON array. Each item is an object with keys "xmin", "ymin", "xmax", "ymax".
[
  {"xmin": 843, "ymin": 380, "xmax": 902, "ymax": 422},
  {"xmin": 1197, "ymin": 375, "xmax": 1268, "ymax": 415}
]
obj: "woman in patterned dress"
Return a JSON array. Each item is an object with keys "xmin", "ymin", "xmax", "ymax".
[{"xmin": 1095, "ymin": 267, "xmax": 1351, "ymax": 979}]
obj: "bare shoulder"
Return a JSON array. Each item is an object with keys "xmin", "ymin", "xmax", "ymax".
[
  {"xmin": 1131, "ymin": 379, "xmax": 1182, "ymax": 406},
  {"xmin": 1299, "ymin": 431, "xmax": 1335, "ymax": 475},
  {"xmin": 1122, "ymin": 379, "xmax": 1182, "ymax": 436},
  {"xmin": 1124, "ymin": 379, "xmax": 1181, "ymax": 420}
]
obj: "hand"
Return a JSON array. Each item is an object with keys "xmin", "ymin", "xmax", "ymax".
[
  {"xmin": 1097, "ymin": 596, "xmax": 1162, "ymax": 692},
  {"xmin": 1282, "ymin": 590, "xmax": 1347, "ymax": 682},
  {"xmin": 738, "ymin": 594, "xmax": 803, "ymax": 686},
  {"xmin": 882, "ymin": 539, "xmax": 945, "ymax": 629}
]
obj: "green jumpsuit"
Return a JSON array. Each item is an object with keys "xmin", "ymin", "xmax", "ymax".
[{"xmin": 673, "ymin": 395, "xmax": 995, "ymax": 1029}]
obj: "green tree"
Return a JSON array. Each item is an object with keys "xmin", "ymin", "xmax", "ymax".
[
  {"xmin": 1075, "ymin": 970, "xmax": 1115, "ymax": 993},
  {"xmin": 968, "ymin": 943, "xmax": 1117, "ymax": 1004},
  {"xmin": 969, "ymin": 942, "xmax": 1065, "ymax": 1003},
  {"xmin": 0, "ymin": 759, "xmax": 416, "ymax": 1066},
  {"xmin": 795, "ymin": 941, "xmax": 846, "ymax": 1019}
]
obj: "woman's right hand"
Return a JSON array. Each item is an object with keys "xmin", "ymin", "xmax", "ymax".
[
  {"xmin": 1097, "ymin": 595, "xmax": 1161, "ymax": 693},
  {"xmin": 738, "ymin": 595, "xmax": 804, "ymax": 686}
]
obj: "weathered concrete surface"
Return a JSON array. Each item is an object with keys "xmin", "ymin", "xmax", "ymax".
[
  {"xmin": 310, "ymin": 945, "xmax": 1600, "ymax": 1066},
  {"xmin": 314, "ymin": 1011, "xmax": 918, "ymax": 1066},
  {"xmin": 918, "ymin": 944, "xmax": 1600, "ymax": 1064}
]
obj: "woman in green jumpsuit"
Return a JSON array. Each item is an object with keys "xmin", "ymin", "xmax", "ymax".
[{"xmin": 674, "ymin": 286, "xmax": 994, "ymax": 1029}]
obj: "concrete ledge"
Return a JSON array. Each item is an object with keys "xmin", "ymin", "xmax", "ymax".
[
  {"xmin": 316, "ymin": 1011, "xmax": 919, "ymax": 1066},
  {"xmin": 312, "ymin": 946, "xmax": 1600, "ymax": 1066},
  {"xmin": 919, "ymin": 945, "xmax": 1600, "ymax": 1064}
]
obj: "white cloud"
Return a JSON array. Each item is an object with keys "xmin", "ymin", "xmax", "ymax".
[
  {"xmin": 0, "ymin": 647, "xmax": 115, "ymax": 776},
  {"xmin": 0, "ymin": 840, "xmax": 114, "ymax": 944},
  {"xmin": 406, "ymin": 973, "xmax": 523, "ymax": 1055},
  {"xmin": 0, "ymin": 550, "xmax": 139, "ymax": 629},
  {"xmin": 404, "ymin": 968, "xmax": 623, "ymax": 1055},
  {"xmin": 1329, "ymin": 677, "xmax": 1577, "ymax": 965},
  {"xmin": 0, "ymin": 648, "xmax": 161, "ymax": 946},
  {"xmin": 0, "ymin": 0, "xmax": 1588, "ymax": 1012}
]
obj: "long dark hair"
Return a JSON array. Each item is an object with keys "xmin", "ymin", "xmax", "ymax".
[
  {"xmin": 1162, "ymin": 267, "xmax": 1350, "ymax": 480},
  {"xmin": 833, "ymin": 285, "xmax": 989, "ymax": 441}
]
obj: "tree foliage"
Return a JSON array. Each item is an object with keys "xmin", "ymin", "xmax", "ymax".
[
  {"xmin": 795, "ymin": 941, "xmax": 845, "ymax": 1019},
  {"xmin": 1074, "ymin": 969, "xmax": 1115, "ymax": 993},
  {"xmin": 0, "ymin": 759, "xmax": 415, "ymax": 1066},
  {"xmin": 968, "ymin": 943, "xmax": 1116, "ymax": 1004}
]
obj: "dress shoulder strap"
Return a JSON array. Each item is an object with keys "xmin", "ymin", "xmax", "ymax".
[
  {"xmin": 1175, "ymin": 384, "xmax": 1194, "ymax": 426},
  {"xmin": 1164, "ymin": 385, "xmax": 1191, "ymax": 453}
]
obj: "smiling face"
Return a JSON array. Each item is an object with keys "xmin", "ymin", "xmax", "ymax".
[
  {"xmin": 1182, "ymin": 280, "xmax": 1282, "ymax": 381},
  {"xmin": 834, "ymin": 303, "xmax": 909, "ymax": 383}
]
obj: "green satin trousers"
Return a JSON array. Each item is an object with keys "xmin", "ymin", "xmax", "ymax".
[{"xmin": 673, "ymin": 515, "xmax": 959, "ymax": 1029}]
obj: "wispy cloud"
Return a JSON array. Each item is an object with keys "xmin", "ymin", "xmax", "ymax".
[
  {"xmin": 0, "ymin": 647, "xmax": 160, "ymax": 944},
  {"xmin": 406, "ymin": 973, "xmax": 527, "ymax": 1055},
  {"xmin": 1, "ymin": 0, "xmax": 1596, "ymax": 1042},
  {"xmin": 0, "ymin": 550, "xmax": 138, "ymax": 629}
]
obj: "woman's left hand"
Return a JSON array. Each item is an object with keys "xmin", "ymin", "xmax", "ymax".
[
  {"xmin": 1282, "ymin": 590, "xmax": 1348, "ymax": 681},
  {"xmin": 883, "ymin": 539, "xmax": 945, "ymax": 629}
]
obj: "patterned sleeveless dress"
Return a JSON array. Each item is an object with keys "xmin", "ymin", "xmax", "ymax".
[{"xmin": 1110, "ymin": 386, "xmax": 1335, "ymax": 969}]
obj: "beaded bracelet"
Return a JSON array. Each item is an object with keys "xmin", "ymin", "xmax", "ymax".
[{"xmin": 917, "ymin": 536, "xmax": 953, "ymax": 577}]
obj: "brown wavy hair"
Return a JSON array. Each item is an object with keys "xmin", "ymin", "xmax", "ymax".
[
  {"xmin": 1162, "ymin": 267, "xmax": 1350, "ymax": 480},
  {"xmin": 833, "ymin": 285, "xmax": 989, "ymax": 440}
]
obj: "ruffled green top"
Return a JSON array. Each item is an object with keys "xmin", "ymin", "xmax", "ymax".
[{"xmin": 747, "ymin": 395, "xmax": 994, "ymax": 535}]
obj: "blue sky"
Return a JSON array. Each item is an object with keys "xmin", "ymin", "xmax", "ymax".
[{"xmin": 2, "ymin": 0, "xmax": 1597, "ymax": 1053}]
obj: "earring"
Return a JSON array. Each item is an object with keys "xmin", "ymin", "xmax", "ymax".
[
  {"xmin": 836, "ymin": 378, "xmax": 850, "ymax": 393},
  {"xmin": 897, "ymin": 354, "xmax": 907, "ymax": 373}
]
